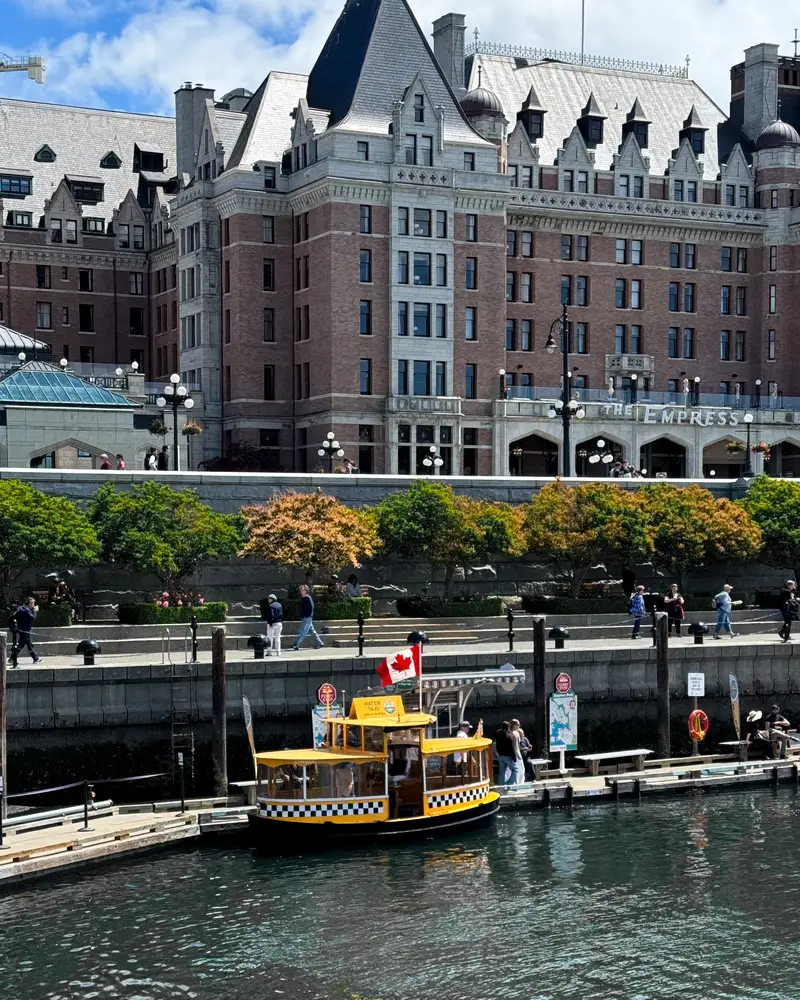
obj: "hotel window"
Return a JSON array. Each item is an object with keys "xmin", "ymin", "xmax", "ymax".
[
  {"xmin": 79, "ymin": 268, "xmax": 93, "ymax": 292},
  {"xmin": 508, "ymin": 165, "xmax": 518, "ymax": 187},
  {"xmin": 633, "ymin": 175, "xmax": 644, "ymax": 198},
  {"xmin": 629, "ymin": 325, "xmax": 642, "ymax": 354},
  {"xmin": 413, "ymin": 360, "xmax": 430, "ymax": 395},
  {"xmin": 561, "ymin": 275, "xmax": 572, "ymax": 305},
  {"xmin": 735, "ymin": 286, "xmax": 746, "ymax": 316},
  {"xmin": 465, "ymin": 306, "xmax": 476, "ymax": 341},
  {"xmin": 674, "ymin": 180, "xmax": 684, "ymax": 201},
  {"xmin": 62, "ymin": 306, "xmax": 69, "ymax": 325},
  {"xmin": 687, "ymin": 181, "xmax": 698, "ymax": 203},
  {"xmin": 684, "ymin": 244, "xmax": 696, "ymax": 270},
  {"xmin": 520, "ymin": 319, "xmax": 532, "ymax": 351},
  {"xmin": 465, "ymin": 363, "xmax": 477, "ymax": 399},
  {"xmin": 630, "ymin": 279, "xmax": 642, "ymax": 309},
  {"xmin": 577, "ymin": 235, "xmax": 589, "ymax": 261},
  {"xmin": 465, "ymin": 258, "xmax": 477, "ymax": 289},
  {"xmin": 684, "ymin": 283, "xmax": 695, "ymax": 313},
  {"xmin": 398, "ymin": 251, "xmax": 409, "ymax": 284},
  {"xmin": 51, "ymin": 218, "xmax": 63, "ymax": 243},
  {"xmin": 263, "ymin": 166, "xmax": 277, "ymax": 188},
  {"xmin": 574, "ymin": 375, "xmax": 588, "ymax": 391},
  {"xmin": 575, "ymin": 322, "xmax": 588, "ymax": 355},
  {"xmin": 436, "ymin": 210, "xmax": 447, "ymax": 239},
  {"xmin": 359, "ymin": 205, "xmax": 372, "ymax": 234},
  {"xmin": 360, "ymin": 359, "xmax": 372, "ymax": 395},
  {"xmin": 720, "ymin": 330, "xmax": 730, "ymax": 361},
  {"xmin": 436, "ymin": 304, "xmax": 447, "ymax": 339},
  {"xmin": 129, "ymin": 272, "xmax": 143, "ymax": 295},
  {"xmin": 668, "ymin": 326, "xmax": 679, "ymax": 358},
  {"xmin": 356, "ymin": 141, "xmax": 369, "ymax": 161},
  {"xmin": 769, "ymin": 246, "xmax": 778, "ymax": 271},
  {"xmin": 436, "ymin": 254, "xmax": 447, "ymax": 287},
  {"xmin": 577, "ymin": 170, "xmax": 589, "ymax": 193},
  {"xmin": 397, "ymin": 361, "xmax": 409, "ymax": 395},
  {"xmin": 36, "ymin": 301, "xmax": 52, "ymax": 329},
  {"xmin": 507, "ymin": 231, "xmax": 517, "ymax": 257},
  {"xmin": 263, "ymin": 258, "xmax": 275, "ymax": 290},
  {"xmin": 737, "ymin": 248, "xmax": 747, "ymax": 273},
  {"xmin": 264, "ymin": 307, "xmax": 275, "ymax": 342},
  {"xmin": 398, "ymin": 207, "xmax": 409, "ymax": 235},
  {"xmin": 619, "ymin": 174, "xmax": 630, "ymax": 197},
  {"xmin": 413, "ymin": 209, "xmax": 431, "ymax": 237},
  {"xmin": 616, "ymin": 239, "xmax": 627, "ymax": 264},
  {"xmin": 521, "ymin": 166, "xmax": 534, "ymax": 188},
  {"xmin": 520, "ymin": 272, "xmax": 532, "ymax": 303},
  {"xmin": 768, "ymin": 329, "xmax": 776, "ymax": 360},
  {"xmin": 66, "ymin": 220, "xmax": 77, "ymax": 243},
  {"xmin": 263, "ymin": 215, "xmax": 275, "ymax": 243},
  {"xmin": 419, "ymin": 136, "xmax": 433, "ymax": 167},
  {"xmin": 561, "ymin": 235, "xmax": 573, "ymax": 260},
  {"xmin": 79, "ymin": 346, "xmax": 94, "ymax": 364},
  {"xmin": 463, "ymin": 152, "xmax": 475, "ymax": 171},
  {"xmin": 359, "ymin": 249, "xmax": 372, "ymax": 282},
  {"xmin": 465, "ymin": 214, "xmax": 477, "ymax": 242},
  {"xmin": 682, "ymin": 327, "xmax": 695, "ymax": 359},
  {"xmin": 735, "ymin": 330, "xmax": 746, "ymax": 362},
  {"xmin": 719, "ymin": 381, "xmax": 730, "ymax": 398},
  {"xmin": 725, "ymin": 185, "xmax": 736, "ymax": 206},
  {"xmin": 669, "ymin": 282, "xmax": 680, "ymax": 311},
  {"xmin": 669, "ymin": 243, "xmax": 681, "ymax": 269},
  {"xmin": 404, "ymin": 134, "xmax": 417, "ymax": 165},
  {"xmin": 435, "ymin": 362, "xmax": 447, "ymax": 397},
  {"xmin": 505, "ymin": 319, "xmax": 516, "ymax": 351},
  {"xmin": 615, "ymin": 279, "xmax": 626, "ymax": 309},
  {"xmin": 631, "ymin": 240, "xmax": 643, "ymax": 266},
  {"xmin": 414, "ymin": 93, "xmax": 425, "ymax": 123},
  {"xmin": 413, "ymin": 303, "xmax": 431, "ymax": 337},
  {"xmin": 36, "ymin": 265, "xmax": 51, "ymax": 289},
  {"xmin": 721, "ymin": 286, "xmax": 731, "ymax": 315},
  {"xmin": 721, "ymin": 247, "xmax": 732, "ymax": 272},
  {"xmin": 615, "ymin": 325, "xmax": 626, "ymax": 353},
  {"xmin": 413, "ymin": 252, "xmax": 431, "ymax": 285},
  {"xmin": 739, "ymin": 186, "xmax": 749, "ymax": 207},
  {"xmin": 360, "ymin": 300, "xmax": 372, "ymax": 335},
  {"xmin": 771, "ymin": 189, "xmax": 779, "ymax": 209},
  {"xmin": 563, "ymin": 169, "xmax": 574, "ymax": 192},
  {"xmin": 398, "ymin": 302, "xmax": 408, "ymax": 336},
  {"xmin": 576, "ymin": 275, "xmax": 589, "ymax": 306},
  {"xmin": 132, "ymin": 225, "xmax": 144, "ymax": 249},
  {"xmin": 769, "ymin": 285, "xmax": 777, "ymax": 314}
]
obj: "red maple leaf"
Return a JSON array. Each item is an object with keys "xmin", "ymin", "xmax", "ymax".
[{"xmin": 392, "ymin": 653, "xmax": 413, "ymax": 674}]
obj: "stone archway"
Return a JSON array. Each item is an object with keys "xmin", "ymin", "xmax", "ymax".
[
  {"xmin": 639, "ymin": 436, "xmax": 687, "ymax": 478},
  {"xmin": 509, "ymin": 433, "xmax": 559, "ymax": 477},
  {"xmin": 702, "ymin": 435, "xmax": 745, "ymax": 479},
  {"xmin": 768, "ymin": 441, "xmax": 800, "ymax": 478},
  {"xmin": 575, "ymin": 435, "xmax": 625, "ymax": 477},
  {"xmin": 29, "ymin": 437, "xmax": 106, "ymax": 470}
]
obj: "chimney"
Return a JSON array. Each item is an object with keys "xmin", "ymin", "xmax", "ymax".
[
  {"xmin": 432, "ymin": 13, "xmax": 467, "ymax": 96},
  {"xmin": 174, "ymin": 82, "xmax": 215, "ymax": 181},
  {"xmin": 743, "ymin": 43, "xmax": 779, "ymax": 141}
]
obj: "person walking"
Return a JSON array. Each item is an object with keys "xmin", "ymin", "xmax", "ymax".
[
  {"xmin": 157, "ymin": 444, "xmax": 170, "ymax": 471},
  {"xmin": 99, "ymin": 453, "xmax": 111, "ymax": 470},
  {"xmin": 629, "ymin": 585, "xmax": 646, "ymax": 639},
  {"xmin": 12, "ymin": 597, "xmax": 40, "ymax": 664},
  {"xmin": 264, "ymin": 593, "xmax": 283, "ymax": 657},
  {"xmin": 778, "ymin": 580, "xmax": 798, "ymax": 643},
  {"xmin": 713, "ymin": 584, "xmax": 739, "ymax": 638},
  {"xmin": 290, "ymin": 584, "xmax": 324, "ymax": 650},
  {"xmin": 115, "ymin": 453, "xmax": 126, "ymax": 470},
  {"xmin": 494, "ymin": 721, "xmax": 516, "ymax": 786},
  {"xmin": 664, "ymin": 583, "xmax": 685, "ymax": 637},
  {"xmin": 145, "ymin": 447, "xmax": 158, "ymax": 471}
]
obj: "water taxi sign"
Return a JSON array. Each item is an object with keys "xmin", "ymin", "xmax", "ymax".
[{"xmin": 350, "ymin": 695, "xmax": 405, "ymax": 719}]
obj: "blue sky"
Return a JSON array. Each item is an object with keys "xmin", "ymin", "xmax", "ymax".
[{"xmin": 1, "ymin": 0, "xmax": 798, "ymax": 116}]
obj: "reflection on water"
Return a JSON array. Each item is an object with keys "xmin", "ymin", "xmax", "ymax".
[{"xmin": 3, "ymin": 791, "xmax": 800, "ymax": 1000}]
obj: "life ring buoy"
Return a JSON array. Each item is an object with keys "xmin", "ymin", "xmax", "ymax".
[{"xmin": 689, "ymin": 709, "xmax": 710, "ymax": 742}]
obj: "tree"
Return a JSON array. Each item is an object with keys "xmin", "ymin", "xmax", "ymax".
[
  {"xmin": 89, "ymin": 481, "xmax": 242, "ymax": 596},
  {"xmin": 240, "ymin": 491, "xmax": 379, "ymax": 583},
  {"xmin": 460, "ymin": 498, "xmax": 526, "ymax": 578},
  {"xmin": 522, "ymin": 480, "xmax": 652, "ymax": 597},
  {"xmin": 0, "ymin": 480, "xmax": 100, "ymax": 607},
  {"xmin": 640, "ymin": 483, "xmax": 762, "ymax": 591},
  {"xmin": 739, "ymin": 475, "xmax": 800, "ymax": 579}
]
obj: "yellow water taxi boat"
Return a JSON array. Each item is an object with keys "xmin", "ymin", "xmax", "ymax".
[{"xmin": 250, "ymin": 695, "xmax": 499, "ymax": 846}]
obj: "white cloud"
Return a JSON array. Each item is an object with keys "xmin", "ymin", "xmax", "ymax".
[{"xmin": 1, "ymin": 0, "xmax": 798, "ymax": 115}]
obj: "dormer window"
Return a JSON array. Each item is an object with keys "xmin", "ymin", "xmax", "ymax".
[
  {"xmin": 82, "ymin": 217, "xmax": 105, "ymax": 234},
  {"xmin": 577, "ymin": 93, "xmax": 607, "ymax": 148},
  {"xmin": 34, "ymin": 145, "xmax": 56, "ymax": 163},
  {"xmin": 633, "ymin": 123, "xmax": 649, "ymax": 148},
  {"xmin": 622, "ymin": 99, "xmax": 651, "ymax": 150},
  {"xmin": 264, "ymin": 166, "xmax": 276, "ymax": 189},
  {"xmin": 517, "ymin": 86, "xmax": 546, "ymax": 142},
  {"xmin": 588, "ymin": 120, "xmax": 603, "ymax": 145},
  {"xmin": 689, "ymin": 131, "xmax": 705, "ymax": 155},
  {"xmin": 133, "ymin": 143, "xmax": 165, "ymax": 174},
  {"xmin": 528, "ymin": 112, "xmax": 544, "ymax": 139},
  {"xmin": 414, "ymin": 94, "xmax": 425, "ymax": 124},
  {"xmin": 68, "ymin": 178, "xmax": 104, "ymax": 203},
  {"xmin": 679, "ymin": 106, "xmax": 708, "ymax": 157},
  {"xmin": 100, "ymin": 151, "xmax": 121, "ymax": 169},
  {"xmin": 0, "ymin": 174, "xmax": 32, "ymax": 197},
  {"xmin": 7, "ymin": 211, "xmax": 32, "ymax": 227}
]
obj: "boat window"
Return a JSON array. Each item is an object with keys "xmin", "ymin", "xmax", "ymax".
[
  {"xmin": 363, "ymin": 727, "xmax": 384, "ymax": 753},
  {"xmin": 425, "ymin": 752, "xmax": 482, "ymax": 790},
  {"xmin": 346, "ymin": 726, "xmax": 363, "ymax": 750},
  {"xmin": 268, "ymin": 763, "xmax": 307, "ymax": 799},
  {"xmin": 333, "ymin": 722, "xmax": 344, "ymax": 747},
  {"xmin": 303, "ymin": 761, "xmax": 387, "ymax": 800},
  {"xmin": 257, "ymin": 764, "xmax": 270, "ymax": 797},
  {"xmin": 390, "ymin": 728, "xmax": 420, "ymax": 744}
]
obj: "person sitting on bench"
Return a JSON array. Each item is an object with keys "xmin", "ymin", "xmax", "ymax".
[
  {"xmin": 765, "ymin": 705, "xmax": 791, "ymax": 760},
  {"xmin": 745, "ymin": 710, "xmax": 769, "ymax": 756}
]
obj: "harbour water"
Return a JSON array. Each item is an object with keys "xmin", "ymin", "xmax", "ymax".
[{"xmin": 3, "ymin": 790, "xmax": 800, "ymax": 1000}]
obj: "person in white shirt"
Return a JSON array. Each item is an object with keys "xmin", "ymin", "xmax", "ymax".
[{"xmin": 454, "ymin": 720, "xmax": 472, "ymax": 764}]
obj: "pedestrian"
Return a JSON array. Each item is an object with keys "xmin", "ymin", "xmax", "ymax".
[
  {"xmin": 343, "ymin": 458, "xmax": 356, "ymax": 474},
  {"xmin": 157, "ymin": 444, "xmax": 170, "ymax": 471},
  {"xmin": 290, "ymin": 584, "xmax": 324, "ymax": 650},
  {"xmin": 264, "ymin": 593, "xmax": 283, "ymax": 657},
  {"xmin": 765, "ymin": 704, "xmax": 791, "ymax": 759},
  {"xmin": 115, "ymin": 453, "xmax": 126, "ymax": 470},
  {"xmin": 454, "ymin": 720, "xmax": 472, "ymax": 765},
  {"xmin": 517, "ymin": 726, "xmax": 536, "ymax": 781},
  {"xmin": 12, "ymin": 597, "xmax": 40, "ymax": 664},
  {"xmin": 629, "ymin": 585, "xmax": 646, "ymax": 639},
  {"xmin": 664, "ymin": 583, "xmax": 685, "ymax": 636},
  {"xmin": 99, "ymin": 453, "xmax": 111, "ymax": 470},
  {"xmin": 713, "ymin": 584, "xmax": 740, "ymax": 638},
  {"xmin": 778, "ymin": 580, "xmax": 798, "ymax": 643},
  {"xmin": 508, "ymin": 719, "xmax": 526, "ymax": 785},
  {"xmin": 346, "ymin": 573, "xmax": 361, "ymax": 598},
  {"xmin": 145, "ymin": 447, "xmax": 158, "ymax": 471},
  {"xmin": 494, "ymin": 721, "xmax": 516, "ymax": 786}
]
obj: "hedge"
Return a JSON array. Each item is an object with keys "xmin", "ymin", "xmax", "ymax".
[
  {"xmin": 117, "ymin": 602, "xmax": 227, "ymax": 625},
  {"xmin": 260, "ymin": 596, "xmax": 371, "ymax": 621},
  {"xmin": 395, "ymin": 596, "xmax": 506, "ymax": 618},
  {"xmin": 35, "ymin": 603, "xmax": 75, "ymax": 627}
]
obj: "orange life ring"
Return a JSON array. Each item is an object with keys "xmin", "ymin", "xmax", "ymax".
[{"xmin": 689, "ymin": 709, "xmax": 710, "ymax": 742}]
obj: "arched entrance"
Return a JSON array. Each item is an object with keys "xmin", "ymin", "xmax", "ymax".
[
  {"xmin": 768, "ymin": 441, "xmax": 800, "ymax": 477},
  {"xmin": 640, "ymin": 437, "xmax": 687, "ymax": 478},
  {"xmin": 509, "ymin": 433, "xmax": 558, "ymax": 476},
  {"xmin": 575, "ymin": 437, "xmax": 624, "ymax": 477},
  {"xmin": 702, "ymin": 437, "xmax": 745, "ymax": 479}
]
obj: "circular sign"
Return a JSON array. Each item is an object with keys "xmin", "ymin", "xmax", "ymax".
[
  {"xmin": 317, "ymin": 683, "xmax": 337, "ymax": 706},
  {"xmin": 554, "ymin": 672, "xmax": 572, "ymax": 694},
  {"xmin": 383, "ymin": 699, "xmax": 397, "ymax": 715}
]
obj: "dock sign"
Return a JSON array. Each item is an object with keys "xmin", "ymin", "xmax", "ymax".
[
  {"xmin": 549, "ymin": 693, "xmax": 578, "ymax": 751},
  {"xmin": 317, "ymin": 683, "xmax": 337, "ymax": 706},
  {"xmin": 687, "ymin": 673, "xmax": 705, "ymax": 698},
  {"xmin": 554, "ymin": 672, "xmax": 572, "ymax": 694}
]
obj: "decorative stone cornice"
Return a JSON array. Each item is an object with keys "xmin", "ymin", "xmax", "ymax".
[
  {"xmin": 214, "ymin": 192, "xmax": 290, "ymax": 218},
  {"xmin": 0, "ymin": 245, "xmax": 149, "ymax": 268}
]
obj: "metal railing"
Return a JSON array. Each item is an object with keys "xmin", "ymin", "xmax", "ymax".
[
  {"xmin": 465, "ymin": 41, "xmax": 689, "ymax": 78},
  {"xmin": 502, "ymin": 386, "xmax": 792, "ymax": 411}
]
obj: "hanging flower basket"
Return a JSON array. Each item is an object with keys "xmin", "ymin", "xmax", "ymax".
[
  {"xmin": 752, "ymin": 441, "xmax": 771, "ymax": 458},
  {"xmin": 725, "ymin": 438, "xmax": 745, "ymax": 455},
  {"xmin": 149, "ymin": 417, "xmax": 168, "ymax": 437},
  {"xmin": 182, "ymin": 421, "xmax": 203, "ymax": 437}
]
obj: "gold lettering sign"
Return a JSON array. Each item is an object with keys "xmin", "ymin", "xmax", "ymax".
[{"xmin": 350, "ymin": 696, "xmax": 404, "ymax": 719}]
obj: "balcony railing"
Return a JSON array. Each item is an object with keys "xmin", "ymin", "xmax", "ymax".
[{"xmin": 503, "ymin": 385, "xmax": 794, "ymax": 411}]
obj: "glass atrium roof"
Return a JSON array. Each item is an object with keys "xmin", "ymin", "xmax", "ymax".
[{"xmin": 0, "ymin": 362, "xmax": 136, "ymax": 407}]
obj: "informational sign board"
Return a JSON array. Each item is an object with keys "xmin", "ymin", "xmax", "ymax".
[
  {"xmin": 317, "ymin": 683, "xmax": 337, "ymax": 706},
  {"xmin": 312, "ymin": 703, "xmax": 343, "ymax": 748},
  {"xmin": 687, "ymin": 673, "xmax": 705, "ymax": 698},
  {"xmin": 554, "ymin": 672, "xmax": 572, "ymax": 694},
  {"xmin": 549, "ymin": 693, "xmax": 578, "ymax": 751}
]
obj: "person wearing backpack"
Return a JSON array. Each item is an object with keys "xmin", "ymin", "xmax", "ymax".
[
  {"xmin": 778, "ymin": 581, "xmax": 799, "ymax": 643},
  {"xmin": 628, "ymin": 585, "xmax": 646, "ymax": 639}
]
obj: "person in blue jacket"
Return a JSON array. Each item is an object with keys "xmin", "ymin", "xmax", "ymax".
[
  {"xmin": 290, "ymin": 584, "xmax": 324, "ymax": 650},
  {"xmin": 13, "ymin": 597, "xmax": 40, "ymax": 663},
  {"xmin": 629, "ymin": 585, "xmax": 646, "ymax": 640}
]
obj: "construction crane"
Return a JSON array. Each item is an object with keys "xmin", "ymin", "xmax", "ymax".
[{"xmin": 0, "ymin": 54, "xmax": 46, "ymax": 84}]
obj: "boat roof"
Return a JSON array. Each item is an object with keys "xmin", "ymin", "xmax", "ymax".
[
  {"xmin": 421, "ymin": 737, "xmax": 492, "ymax": 754},
  {"xmin": 346, "ymin": 695, "xmax": 435, "ymax": 727},
  {"xmin": 255, "ymin": 748, "xmax": 384, "ymax": 766}
]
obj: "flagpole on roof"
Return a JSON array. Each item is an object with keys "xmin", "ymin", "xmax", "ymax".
[
  {"xmin": 580, "ymin": 0, "xmax": 586, "ymax": 65},
  {"xmin": 418, "ymin": 643, "xmax": 423, "ymax": 714}
]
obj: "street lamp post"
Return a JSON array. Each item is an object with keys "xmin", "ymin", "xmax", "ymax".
[
  {"xmin": 422, "ymin": 445, "xmax": 444, "ymax": 476},
  {"xmin": 743, "ymin": 412, "xmax": 754, "ymax": 478},
  {"xmin": 692, "ymin": 376, "xmax": 700, "ymax": 407},
  {"xmin": 545, "ymin": 300, "xmax": 584, "ymax": 477},
  {"xmin": 754, "ymin": 379, "xmax": 762, "ymax": 410},
  {"xmin": 630, "ymin": 373, "xmax": 638, "ymax": 405},
  {"xmin": 156, "ymin": 373, "xmax": 195, "ymax": 471},
  {"xmin": 317, "ymin": 431, "xmax": 344, "ymax": 472},
  {"xmin": 586, "ymin": 438, "xmax": 615, "ymax": 475}
]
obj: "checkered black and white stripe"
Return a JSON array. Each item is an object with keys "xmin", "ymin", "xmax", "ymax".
[
  {"xmin": 426, "ymin": 785, "xmax": 486, "ymax": 810},
  {"xmin": 260, "ymin": 799, "xmax": 385, "ymax": 819}
]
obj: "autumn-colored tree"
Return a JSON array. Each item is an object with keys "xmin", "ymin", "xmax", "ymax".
[
  {"xmin": 522, "ymin": 480, "xmax": 652, "ymax": 597},
  {"xmin": 466, "ymin": 498, "xmax": 526, "ymax": 572},
  {"xmin": 640, "ymin": 483, "xmax": 762, "ymax": 591},
  {"xmin": 739, "ymin": 475, "xmax": 800, "ymax": 579},
  {"xmin": 240, "ymin": 491, "xmax": 379, "ymax": 583}
]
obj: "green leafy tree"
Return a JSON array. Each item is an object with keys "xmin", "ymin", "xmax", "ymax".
[
  {"xmin": 739, "ymin": 475, "xmax": 800, "ymax": 579},
  {"xmin": 88, "ymin": 481, "xmax": 242, "ymax": 595},
  {"xmin": 522, "ymin": 480, "xmax": 652, "ymax": 597},
  {"xmin": 0, "ymin": 480, "xmax": 100, "ymax": 607},
  {"xmin": 640, "ymin": 482, "xmax": 762, "ymax": 592}
]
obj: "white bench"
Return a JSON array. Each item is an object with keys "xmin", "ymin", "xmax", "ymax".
[{"xmin": 574, "ymin": 749, "xmax": 653, "ymax": 777}]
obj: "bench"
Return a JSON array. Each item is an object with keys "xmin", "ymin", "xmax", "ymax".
[
  {"xmin": 645, "ymin": 754, "xmax": 721, "ymax": 769},
  {"xmin": 526, "ymin": 758, "xmax": 552, "ymax": 780},
  {"xmin": 720, "ymin": 740, "xmax": 800, "ymax": 763},
  {"xmin": 574, "ymin": 749, "xmax": 653, "ymax": 777}
]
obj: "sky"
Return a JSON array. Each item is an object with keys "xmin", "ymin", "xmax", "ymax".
[{"xmin": 0, "ymin": 0, "xmax": 799, "ymax": 117}]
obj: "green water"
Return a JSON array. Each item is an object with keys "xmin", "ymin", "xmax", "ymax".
[{"xmin": 2, "ymin": 791, "xmax": 799, "ymax": 1000}]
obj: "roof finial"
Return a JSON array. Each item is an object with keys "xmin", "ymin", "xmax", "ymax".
[
  {"xmin": 473, "ymin": 25, "xmax": 480, "ymax": 50},
  {"xmin": 778, "ymin": 99, "xmax": 783, "ymax": 120},
  {"xmin": 685, "ymin": 54, "xmax": 691, "ymax": 78},
  {"xmin": 478, "ymin": 64, "xmax": 482, "ymax": 87},
  {"xmin": 793, "ymin": 29, "xmax": 799, "ymax": 59}
]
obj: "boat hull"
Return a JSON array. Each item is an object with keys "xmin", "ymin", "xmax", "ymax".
[{"xmin": 248, "ymin": 795, "xmax": 500, "ymax": 851}]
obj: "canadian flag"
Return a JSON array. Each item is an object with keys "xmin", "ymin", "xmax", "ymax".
[{"xmin": 376, "ymin": 643, "xmax": 422, "ymax": 687}]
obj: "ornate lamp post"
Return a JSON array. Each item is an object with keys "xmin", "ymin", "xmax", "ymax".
[
  {"xmin": 545, "ymin": 300, "xmax": 584, "ymax": 476},
  {"xmin": 422, "ymin": 445, "xmax": 444, "ymax": 476},
  {"xmin": 156, "ymin": 373, "xmax": 195, "ymax": 471},
  {"xmin": 318, "ymin": 431, "xmax": 343, "ymax": 472},
  {"xmin": 743, "ymin": 412, "xmax": 754, "ymax": 478}
]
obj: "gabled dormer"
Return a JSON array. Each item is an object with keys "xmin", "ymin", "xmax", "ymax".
[
  {"xmin": 100, "ymin": 150, "xmax": 121, "ymax": 169},
  {"xmin": 517, "ymin": 85, "xmax": 546, "ymax": 142},
  {"xmin": 577, "ymin": 92, "xmax": 607, "ymax": 148},
  {"xmin": 679, "ymin": 105, "xmax": 708, "ymax": 157},
  {"xmin": 720, "ymin": 144, "xmax": 754, "ymax": 207},
  {"xmin": 506, "ymin": 120, "xmax": 540, "ymax": 190},
  {"xmin": 112, "ymin": 190, "xmax": 148, "ymax": 252},
  {"xmin": 394, "ymin": 72, "xmax": 446, "ymax": 163},
  {"xmin": 34, "ymin": 144, "xmax": 56, "ymax": 164},
  {"xmin": 613, "ymin": 131, "xmax": 650, "ymax": 198},
  {"xmin": 556, "ymin": 126, "xmax": 595, "ymax": 193},
  {"xmin": 44, "ymin": 178, "xmax": 82, "ymax": 247},
  {"xmin": 289, "ymin": 97, "xmax": 324, "ymax": 171},
  {"xmin": 666, "ymin": 138, "xmax": 703, "ymax": 202},
  {"xmin": 622, "ymin": 98, "xmax": 651, "ymax": 150}
]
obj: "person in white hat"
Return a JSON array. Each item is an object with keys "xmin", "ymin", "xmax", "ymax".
[{"xmin": 264, "ymin": 593, "xmax": 283, "ymax": 657}]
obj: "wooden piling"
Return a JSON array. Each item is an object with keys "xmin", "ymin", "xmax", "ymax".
[
  {"xmin": 655, "ymin": 613, "xmax": 670, "ymax": 758},
  {"xmin": 0, "ymin": 635, "xmax": 6, "ymax": 822},
  {"xmin": 211, "ymin": 626, "xmax": 228, "ymax": 797},
  {"xmin": 532, "ymin": 616, "xmax": 547, "ymax": 757}
]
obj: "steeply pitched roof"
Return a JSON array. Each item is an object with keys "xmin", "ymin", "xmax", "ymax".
[
  {"xmin": 226, "ymin": 72, "xmax": 309, "ymax": 168},
  {"xmin": 475, "ymin": 57, "xmax": 726, "ymax": 177},
  {"xmin": 0, "ymin": 361, "xmax": 136, "ymax": 407},
  {"xmin": 0, "ymin": 98, "xmax": 176, "ymax": 224}
]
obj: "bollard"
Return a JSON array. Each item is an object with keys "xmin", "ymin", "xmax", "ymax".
[
  {"xmin": 408, "ymin": 630, "xmax": 427, "ymax": 650},
  {"xmin": 507, "ymin": 608, "xmax": 515, "ymax": 652},
  {"xmin": 190, "ymin": 615, "xmax": 198, "ymax": 663},
  {"xmin": 549, "ymin": 626, "xmax": 569, "ymax": 650},
  {"xmin": 9, "ymin": 623, "xmax": 18, "ymax": 669},
  {"xmin": 247, "ymin": 634, "xmax": 268, "ymax": 659},
  {"xmin": 82, "ymin": 780, "xmax": 95, "ymax": 831},
  {"xmin": 76, "ymin": 638, "xmax": 101, "ymax": 665},
  {"xmin": 357, "ymin": 610, "xmax": 365, "ymax": 658},
  {"xmin": 688, "ymin": 622, "xmax": 709, "ymax": 645},
  {"xmin": 651, "ymin": 608, "xmax": 658, "ymax": 647}
]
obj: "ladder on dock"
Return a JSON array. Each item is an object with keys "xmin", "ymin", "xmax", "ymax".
[{"xmin": 170, "ymin": 662, "xmax": 196, "ymax": 791}]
